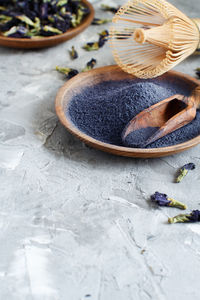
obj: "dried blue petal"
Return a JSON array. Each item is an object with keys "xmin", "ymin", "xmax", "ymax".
[
  {"xmin": 0, "ymin": 14, "xmax": 15, "ymax": 31},
  {"xmin": 99, "ymin": 29, "xmax": 109, "ymax": 38},
  {"xmin": 42, "ymin": 25, "xmax": 62, "ymax": 35},
  {"xmin": 57, "ymin": 0, "xmax": 68, "ymax": 7},
  {"xmin": 76, "ymin": 7, "xmax": 86, "ymax": 25},
  {"xmin": 183, "ymin": 163, "xmax": 196, "ymax": 171},
  {"xmin": 176, "ymin": 163, "xmax": 195, "ymax": 183},
  {"xmin": 92, "ymin": 18, "xmax": 111, "ymax": 25},
  {"xmin": 16, "ymin": 15, "xmax": 37, "ymax": 26},
  {"xmin": 83, "ymin": 30, "xmax": 109, "ymax": 51},
  {"xmin": 151, "ymin": 192, "xmax": 170, "ymax": 206},
  {"xmin": 83, "ymin": 42, "xmax": 99, "ymax": 51},
  {"xmin": 98, "ymin": 29, "xmax": 109, "ymax": 47},
  {"xmin": 189, "ymin": 210, "xmax": 200, "ymax": 222},
  {"xmin": 82, "ymin": 58, "xmax": 97, "ymax": 72},
  {"xmin": 98, "ymin": 37, "xmax": 106, "ymax": 47},
  {"xmin": 196, "ymin": 68, "xmax": 200, "ymax": 78},
  {"xmin": 69, "ymin": 46, "xmax": 78, "ymax": 60},
  {"xmin": 67, "ymin": 69, "xmax": 79, "ymax": 79},
  {"xmin": 40, "ymin": 2, "xmax": 49, "ymax": 19},
  {"xmin": 3, "ymin": 25, "xmax": 28, "ymax": 37},
  {"xmin": 101, "ymin": 4, "xmax": 120, "ymax": 13},
  {"xmin": 0, "ymin": 6, "xmax": 6, "ymax": 11},
  {"xmin": 168, "ymin": 210, "xmax": 200, "ymax": 224},
  {"xmin": 56, "ymin": 66, "xmax": 79, "ymax": 79},
  {"xmin": 151, "ymin": 191, "xmax": 187, "ymax": 209}
]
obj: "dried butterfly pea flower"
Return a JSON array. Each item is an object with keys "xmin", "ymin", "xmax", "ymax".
[
  {"xmin": 168, "ymin": 210, "xmax": 200, "ymax": 224},
  {"xmin": 0, "ymin": 14, "xmax": 14, "ymax": 31},
  {"xmin": 48, "ymin": 14, "xmax": 70, "ymax": 33},
  {"xmin": 0, "ymin": 0, "xmax": 90, "ymax": 38},
  {"xmin": 196, "ymin": 68, "xmax": 200, "ymax": 78},
  {"xmin": 76, "ymin": 6, "xmax": 87, "ymax": 25},
  {"xmin": 98, "ymin": 29, "xmax": 109, "ymax": 46},
  {"xmin": 101, "ymin": 4, "xmax": 120, "ymax": 13},
  {"xmin": 42, "ymin": 25, "xmax": 62, "ymax": 35},
  {"xmin": 16, "ymin": 15, "xmax": 37, "ymax": 26},
  {"xmin": 82, "ymin": 58, "xmax": 97, "ymax": 72},
  {"xmin": 151, "ymin": 192, "xmax": 187, "ymax": 210},
  {"xmin": 92, "ymin": 18, "xmax": 111, "ymax": 25},
  {"xmin": 56, "ymin": 66, "xmax": 79, "ymax": 79},
  {"xmin": 57, "ymin": 0, "xmax": 68, "ymax": 7},
  {"xmin": 99, "ymin": 29, "xmax": 109, "ymax": 41},
  {"xmin": 176, "ymin": 163, "xmax": 195, "ymax": 183},
  {"xmin": 71, "ymin": 4, "xmax": 89, "ymax": 27},
  {"xmin": 99, "ymin": 29, "xmax": 109, "ymax": 37},
  {"xmin": 69, "ymin": 46, "xmax": 78, "ymax": 60},
  {"xmin": 3, "ymin": 25, "xmax": 28, "ymax": 38},
  {"xmin": 83, "ymin": 41, "xmax": 100, "ymax": 51},
  {"xmin": 83, "ymin": 30, "xmax": 109, "ymax": 51},
  {"xmin": 0, "ymin": 6, "xmax": 6, "ymax": 11},
  {"xmin": 64, "ymin": 69, "xmax": 78, "ymax": 79},
  {"xmin": 0, "ymin": 14, "xmax": 12, "ymax": 22}
]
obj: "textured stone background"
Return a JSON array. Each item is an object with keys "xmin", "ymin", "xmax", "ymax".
[{"xmin": 0, "ymin": 0, "xmax": 200, "ymax": 299}]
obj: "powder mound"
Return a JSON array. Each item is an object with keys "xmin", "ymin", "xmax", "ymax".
[{"xmin": 68, "ymin": 79, "xmax": 200, "ymax": 148}]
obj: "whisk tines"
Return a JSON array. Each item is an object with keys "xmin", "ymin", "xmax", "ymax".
[{"xmin": 109, "ymin": 0, "xmax": 200, "ymax": 78}]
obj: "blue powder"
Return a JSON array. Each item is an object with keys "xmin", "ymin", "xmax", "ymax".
[
  {"xmin": 68, "ymin": 78, "xmax": 200, "ymax": 148},
  {"xmin": 123, "ymin": 127, "xmax": 159, "ymax": 148}
]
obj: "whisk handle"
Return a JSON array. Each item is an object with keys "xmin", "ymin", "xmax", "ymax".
[{"xmin": 192, "ymin": 18, "xmax": 200, "ymax": 54}]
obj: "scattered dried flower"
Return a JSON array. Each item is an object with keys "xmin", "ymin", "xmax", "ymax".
[
  {"xmin": 83, "ymin": 41, "xmax": 100, "ymax": 51},
  {"xmin": 92, "ymin": 18, "xmax": 111, "ymax": 25},
  {"xmin": 176, "ymin": 163, "xmax": 195, "ymax": 183},
  {"xmin": 83, "ymin": 30, "xmax": 109, "ymax": 51},
  {"xmin": 69, "ymin": 46, "xmax": 78, "ymax": 60},
  {"xmin": 56, "ymin": 66, "xmax": 79, "ymax": 79},
  {"xmin": 168, "ymin": 210, "xmax": 200, "ymax": 224},
  {"xmin": 196, "ymin": 68, "xmax": 200, "ymax": 78},
  {"xmin": 82, "ymin": 58, "xmax": 97, "ymax": 72},
  {"xmin": 101, "ymin": 4, "xmax": 120, "ymax": 13},
  {"xmin": 151, "ymin": 192, "xmax": 187, "ymax": 210}
]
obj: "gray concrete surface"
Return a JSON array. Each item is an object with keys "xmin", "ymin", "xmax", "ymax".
[{"xmin": 0, "ymin": 0, "xmax": 200, "ymax": 299}]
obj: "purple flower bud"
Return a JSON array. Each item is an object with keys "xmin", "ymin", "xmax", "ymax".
[
  {"xmin": 169, "ymin": 210, "xmax": 200, "ymax": 224},
  {"xmin": 151, "ymin": 192, "xmax": 171, "ymax": 206},
  {"xmin": 176, "ymin": 163, "xmax": 195, "ymax": 183},
  {"xmin": 67, "ymin": 69, "xmax": 79, "ymax": 79},
  {"xmin": 196, "ymin": 68, "xmax": 200, "ymax": 79},
  {"xmin": 40, "ymin": 3, "xmax": 48, "ymax": 19},
  {"xmin": 151, "ymin": 192, "xmax": 187, "ymax": 209},
  {"xmin": 188, "ymin": 210, "xmax": 200, "ymax": 222}
]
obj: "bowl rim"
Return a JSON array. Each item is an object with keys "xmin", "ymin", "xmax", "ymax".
[
  {"xmin": 55, "ymin": 65, "xmax": 200, "ymax": 158},
  {"xmin": 0, "ymin": 0, "xmax": 94, "ymax": 49}
]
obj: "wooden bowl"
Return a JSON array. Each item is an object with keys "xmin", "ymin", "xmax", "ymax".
[
  {"xmin": 55, "ymin": 65, "xmax": 200, "ymax": 158},
  {"xmin": 0, "ymin": 0, "xmax": 94, "ymax": 49}
]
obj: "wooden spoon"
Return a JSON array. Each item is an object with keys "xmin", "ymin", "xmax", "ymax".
[{"xmin": 122, "ymin": 86, "xmax": 200, "ymax": 147}]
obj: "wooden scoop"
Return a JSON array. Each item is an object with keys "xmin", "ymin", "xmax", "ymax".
[{"xmin": 122, "ymin": 86, "xmax": 200, "ymax": 147}]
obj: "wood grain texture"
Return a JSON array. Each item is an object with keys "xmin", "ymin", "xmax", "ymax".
[
  {"xmin": 55, "ymin": 65, "xmax": 200, "ymax": 158},
  {"xmin": 0, "ymin": 0, "xmax": 94, "ymax": 49}
]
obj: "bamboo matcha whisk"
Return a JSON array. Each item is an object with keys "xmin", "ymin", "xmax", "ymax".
[{"xmin": 109, "ymin": 0, "xmax": 200, "ymax": 79}]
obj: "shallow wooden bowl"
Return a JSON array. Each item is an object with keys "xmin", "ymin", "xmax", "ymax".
[
  {"xmin": 0, "ymin": 0, "xmax": 94, "ymax": 49},
  {"xmin": 55, "ymin": 65, "xmax": 200, "ymax": 158}
]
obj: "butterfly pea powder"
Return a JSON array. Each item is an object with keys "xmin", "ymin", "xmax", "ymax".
[{"xmin": 68, "ymin": 79, "xmax": 200, "ymax": 148}]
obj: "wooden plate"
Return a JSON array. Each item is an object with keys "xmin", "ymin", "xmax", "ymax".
[
  {"xmin": 0, "ymin": 0, "xmax": 94, "ymax": 49},
  {"xmin": 55, "ymin": 65, "xmax": 200, "ymax": 158}
]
